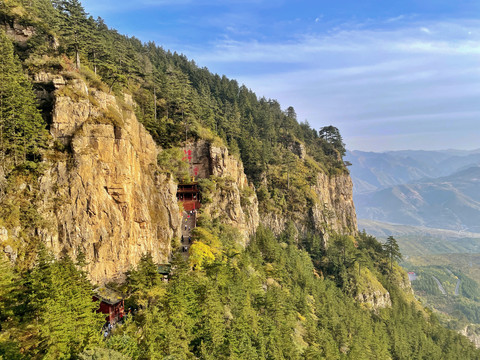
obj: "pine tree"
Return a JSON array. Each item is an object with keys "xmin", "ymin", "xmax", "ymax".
[
  {"xmin": 383, "ymin": 235, "xmax": 402, "ymax": 273},
  {"xmin": 54, "ymin": 0, "xmax": 89, "ymax": 69},
  {"xmin": 0, "ymin": 254, "xmax": 24, "ymax": 358},
  {"xmin": 0, "ymin": 29, "xmax": 48, "ymax": 170},
  {"xmin": 26, "ymin": 250, "xmax": 105, "ymax": 359},
  {"xmin": 319, "ymin": 125, "xmax": 346, "ymax": 157}
]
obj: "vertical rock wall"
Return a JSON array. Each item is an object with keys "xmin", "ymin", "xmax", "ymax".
[
  {"xmin": 261, "ymin": 171, "xmax": 358, "ymax": 245},
  {"xmin": 187, "ymin": 140, "xmax": 259, "ymax": 244},
  {"xmin": 311, "ymin": 172, "xmax": 358, "ymax": 246},
  {"xmin": 24, "ymin": 74, "xmax": 355, "ymax": 282},
  {"xmin": 38, "ymin": 76, "xmax": 180, "ymax": 284}
]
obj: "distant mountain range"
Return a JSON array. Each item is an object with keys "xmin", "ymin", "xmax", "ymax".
[{"xmin": 346, "ymin": 149, "xmax": 480, "ymax": 232}]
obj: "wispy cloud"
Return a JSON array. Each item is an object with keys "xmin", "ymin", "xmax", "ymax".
[
  {"xmin": 184, "ymin": 19, "xmax": 480, "ymax": 151},
  {"xmin": 78, "ymin": 0, "xmax": 480, "ymax": 151},
  {"xmin": 191, "ymin": 20, "xmax": 480, "ymax": 63}
]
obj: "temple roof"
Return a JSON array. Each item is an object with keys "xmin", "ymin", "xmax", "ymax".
[
  {"xmin": 93, "ymin": 286, "xmax": 124, "ymax": 305},
  {"xmin": 158, "ymin": 263, "xmax": 172, "ymax": 275}
]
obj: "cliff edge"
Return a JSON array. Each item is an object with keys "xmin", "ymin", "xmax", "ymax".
[{"xmin": 37, "ymin": 74, "xmax": 180, "ymax": 283}]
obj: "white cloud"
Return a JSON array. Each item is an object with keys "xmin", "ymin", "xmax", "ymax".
[
  {"xmin": 185, "ymin": 19, "xmax": 480, "ymax": 151},
  {"xmin": 191, "ymin": 20, "xmax": 480, "ymax": 65},
  {"xmin": 420, "ymin": 27, "xmax": 431, "ymax": 34},
  {"xmin": 385, "ymin": 15, "xmax": 406, "ymax": 23}
]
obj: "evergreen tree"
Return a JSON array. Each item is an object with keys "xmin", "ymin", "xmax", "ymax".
[
  {"xmin": 0, "ymin": 254, "xmax": 24, "ymax": 359},
  {"xmin": 54, "ymin": 0, "xmax": 89, "ymax": 69},
  {"xmin": 319, "ymin": 125, "xmax": 346, "ymax": 157},
  {"xmin": 0, "ymin": 29, "xmax": 48, "ymax": 169},
  {"xmin": 25, "ymin": 250, "xmax": 105, "ymax": 359},
  {"xmin": 383, "ymin": 235, "xmax": 402, "ymax": 272}
]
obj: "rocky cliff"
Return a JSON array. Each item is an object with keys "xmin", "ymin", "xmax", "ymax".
[
  {"xmin": 9, "ymin": 73, "xmax": 260, "ymax": 282},
  {"xmin": 262, "ymin": 171, "xmax": 358, "ymax": 245},
  {"xmin": 187, "ymin": 140, "xmax": 259, "ymax": 245},
  {"xmin": 355, "ymin": 268, "xmax": 392, "ymax": 310},
  {"xmin": 4, "ymin": 70, "xmax": 356, "ymax": 283},
  {"xmin": 36, "ymin": 74, "xmax": 180, "ymax": 284},
  {"xmin": 311, "ymin": 172, "xmax": 358, "ymax": 245}
]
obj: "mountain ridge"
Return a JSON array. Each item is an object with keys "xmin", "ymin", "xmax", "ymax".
[
  {"xmin": 0, "ymin": 1, "xmax": 479, "ymax": 358},
  {"xmin": 348, "ymin": 148, "xmax": 480, "ymax": 232}
]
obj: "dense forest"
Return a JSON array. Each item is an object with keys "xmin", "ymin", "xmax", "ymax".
[{"xmin": 1, "ymin": 0, "xmax": 480, "ymax": 358}]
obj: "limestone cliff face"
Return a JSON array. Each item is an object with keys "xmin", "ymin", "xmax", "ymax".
[
  {"xmin": 262, "ymin": 171, "xmax": 357, "ymax": 245},
  {"xmin": 187, "ymin": 140, "xmax": 259, "ymax": 244},
  {"xmin": 37, "ymin": 75, "xmax": 180, "ymax": 284},
  {"xmin": 311, "ymin": 172, "xmax": 358, "ymax": 246},
  {"xmin": 357, "ymin": 290, "xmax": 392, "ymax": 310},
  {"xmin": 355, "ymin": 273, "xmax": 392, "ymax": 310}
]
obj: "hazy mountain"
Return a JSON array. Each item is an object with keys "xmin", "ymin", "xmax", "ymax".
[
  {"xmin": 346, "ymin": 149, "xmax": 480, "ymax": 194},
  {"xmin": 355, "ymin": 166, "xmax": 480, "ymax": 232}
]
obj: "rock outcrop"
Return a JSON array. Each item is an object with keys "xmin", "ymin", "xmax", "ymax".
[
  {"xmin": 311, "ymin": 172, "xmax": 358, "ymax": 246},
  {"xmin": 187, "ymin": 140, "xmax": 259, "ymax": 245},
  {"xmin": 37, "ymin": 76, "xmax": 180, "ymax": 284},
  {"xmin": 262, "ymin": 171, "xmax": 357, "ymax": 245},
  {"xmin": 460, "ymin": 325, "xmax": 480, "ymax": 348},
  {"xmin": 356, "ymin": 273, "xmax": 392, "ymax": 310},
  {"xmin": 357, "ymin": 289, "xmax": 392, "ymax": 310},
  {"xmin": 2, "ymin": 19, "xmax": 35, "ymax": 44}
]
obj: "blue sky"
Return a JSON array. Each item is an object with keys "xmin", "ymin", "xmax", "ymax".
[{"xmin": 80, "ymin": 0, "xmax": 480, "ymax": 151}]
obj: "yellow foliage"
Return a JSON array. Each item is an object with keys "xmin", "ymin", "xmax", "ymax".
[
  {"xmin": 189, "ymin": 227, "xmax": 224, "ymax": 270},
  {"xmin": 192, "ymin": 227, "xmax": 222, "ymax": 251},
  {"xmin": 189, "ymin": 241, "xmax": 216, "ymax": 270}
]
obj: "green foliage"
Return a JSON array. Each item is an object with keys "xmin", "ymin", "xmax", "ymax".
[
  {"xmin": 197, "ymin": 177, "xmax": 216, "ymax": 204},
  {"xmin": 1, "ymin": 2, "xmax": 479, "ymax": 359},
  {"xmin": 0, "ymin": 248, "xmax": 105, "ymax": 359},
  {"xmin": 26, "ymin": 251, "xmax": 105, "ymax": 359},
  {"xmin": 319, "ymin": 125, "xmax": 346, "ymax": 157},
  {"xmin": 77, "ymin": 347, "xmax": 130, "ymax": 360},
  {"xmin": 125, "ymin": 253, "xmax": 165, "ymax": 308},
  {"xmin": 0, "ymin": 29, "xmax": 50, "ymax": 270},
  {"xmin": 0, "ymin": 255, "xmax": 23, "ymax": 359},
  {"xmin": 2, "ymin": 225, "xmax": 480, "ymax": 359},
  {"xmin": 0, "ymin": 29, "xmax": 48, "ymax": 170},
  {"xmin": 157, "ymin": 147, "xmax": 190, "ymax": 181},
  {"xmin": 53, "ymin": 0, "xmax": 90, "ymax": 69},
  {"xmin": 384, "ymin": 235, "xmax": 402, "ymax": 273},
  {"xmin": 109, "ymin": 225, "xmax": 480, "ymax": 359}
]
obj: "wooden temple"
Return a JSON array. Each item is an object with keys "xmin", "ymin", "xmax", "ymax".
[
  {"xmin": 177, "ymin": 182, "xmax": 201, "ymax": 211},
  {"xmin": 93, "ymin": 286, "xmax": 125, "ymax": 324}
]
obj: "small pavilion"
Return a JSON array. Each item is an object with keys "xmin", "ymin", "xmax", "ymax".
[
  {"xmin": 177, "ymin": 182, "xmax": 201, "ymax": 211},
  {"xmin": 93, "ymin": 286, "xmax": 125, "ymax": 324}
]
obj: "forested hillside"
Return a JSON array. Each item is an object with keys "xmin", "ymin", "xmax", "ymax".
[{"xmin": 1, "ymin": 0, "xmax": 480, "ymax": 358}]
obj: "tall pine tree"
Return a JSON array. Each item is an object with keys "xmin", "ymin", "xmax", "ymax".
[
  {"xmin": 53, "ymin": 0, "xmax": 89, "ymax": 69},
  {"xmin": 0, "ymin": 29, "xmax": 48, "ymax": 170}
]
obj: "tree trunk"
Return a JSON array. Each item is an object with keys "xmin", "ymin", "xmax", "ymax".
[
  {"xmin": 154, "ymin": 86, "xmax": 157, "ymax": 121},
  {"xmin": 76, "ymin": 50, "xmax": 81, "ymax": 70}
]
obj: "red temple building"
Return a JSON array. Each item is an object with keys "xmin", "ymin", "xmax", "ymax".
[
  {"xmin": 93, "ymin": 286, "xmax": 124, "ymax": 324},
  {"xmin": 177, "ymin": 182, "xmax": 201, "ymax": 211}
]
